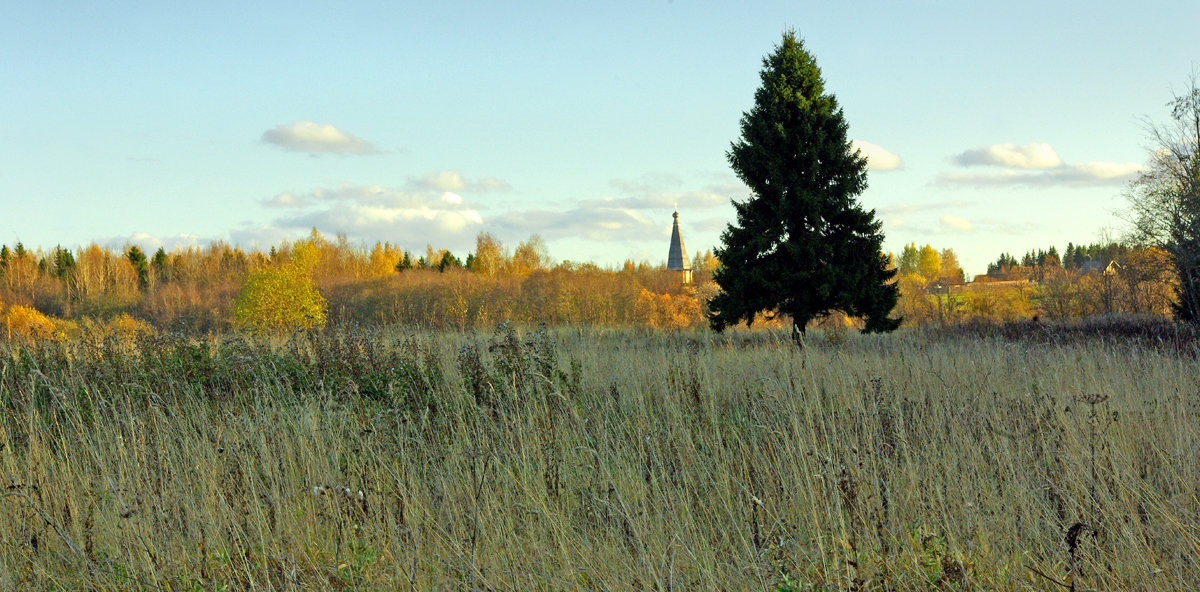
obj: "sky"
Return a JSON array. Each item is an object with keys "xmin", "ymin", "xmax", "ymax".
[{"xmin": 3, "ymin": 1, "xmax": 1197, "ymax": 276}]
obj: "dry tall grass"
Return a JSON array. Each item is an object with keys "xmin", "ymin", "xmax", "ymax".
[{"xmin": 1, "ymin": 325, "xmax": 1197, "ymax": 590}]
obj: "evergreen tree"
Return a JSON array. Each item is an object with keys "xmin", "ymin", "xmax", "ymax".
[
  {"xmin": 52, "ymin": 246, "xmax": 75, "ymax": 279},
  {"xmin": 396, "ymin": 251, "xmax": 415, "ymax": 272},
  {"xmin": 708, "ymin": 30, "xmax": 899, "ymax": 340},
  {"xmin": 151, "ymin": 247, "xmax": 169, "ymax": 281},
  {"xmin": 438, "ymin": 252, "xmax": 463, "ymax": 272},
  {"xmin": 1044, "ymin": 245, "xmax": 1061, "ymax": 267},
  {"xmin": 127, "ymin": 246, "xmax": 150, "ymax": 290}
]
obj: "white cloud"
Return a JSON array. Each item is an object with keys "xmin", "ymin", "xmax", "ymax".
[
  {"xmin": 879, "ymin": 201, "xmax": 974, "ymax": 216},
  {"xmin": 601, "ymin": 173, "xmax": 747, "ymax": 211},
  {"xmin": 954, "ymin": 142, "xmax": 1063, "ymax": 169},
  {"xmin": 852, "ymin": 140, "xmax": 903, "ymax": 171},
  {"xmin": 942, "ymin": 141, "xmax": 1142, "ymax": 187},
  {"xmin": 260, "ymin": 183, "xmax": 484, "ymax": 249},
  {"xmin": 267, "ymin": 192, "xmax": 307, "ymax": 208},
  {"xmin": 410, "ymin": 170, "xmax": 512, "ymax": 193},
  {"xmin": 940, "ymin": 215, "xmax": 973, "ymax": 231},
  {"xmin": 488, "ymin": 174, "xmax": 741, "ymax": 248},
  {"xmin": 261, "ymin": 121, "xmax": 379, "ymax": 154},
  {"xmin": 691, "ymin": 216, "xmax": 731, "ymax": 233},
  {"xmin": 100, "ymin": 232, "xmax": 205, "ymax": 252},
  {"xmin": 879, "ymin": 201, "xmax": 974, "ymax": 230},
  {"xmin": 1069, "ymin": 161, "xmax": 1145, "ymax": 180},
  {"xmin": 229, "ymin": 226, "xmax": 296, "ymax": 250},
  {"xmin": 493, "ymin": 206, "xmax": 662, "ymax": 242},
  {"xmin": 579, "ymin": 191, "xmax": 729, "ymax": 211},
  {"xmin": 937, "ymin": 162, "xmax": 1143, "ymax": 187},
  {"xmin": 251, "ymin": 172, "xmax": 732, "ymax": 256},
  {"xmin": 422, "ymin": 170, "xmax": 465, "ymax": 191}
]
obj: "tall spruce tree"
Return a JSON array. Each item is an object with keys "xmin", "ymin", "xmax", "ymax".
[{"xmin": 709, "ymin": 31, "xmax": 899, "ymax": 340}]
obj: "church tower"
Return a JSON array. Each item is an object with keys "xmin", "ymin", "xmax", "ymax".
[{"xmin": 667, "ymin": 209, "xmax": 692, "ymax": 283}]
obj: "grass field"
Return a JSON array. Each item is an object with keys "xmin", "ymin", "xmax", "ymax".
[{"xmin": 1, "ymin": 323, "xmax": 1198, "ymax": 590}]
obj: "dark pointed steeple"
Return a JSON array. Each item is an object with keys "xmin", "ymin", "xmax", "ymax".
[{"xmin": 667, "ymin": 209, "xmax": 692, "ymax": 283}]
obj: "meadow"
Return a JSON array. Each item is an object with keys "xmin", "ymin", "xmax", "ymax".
[{"xmin": 1, "ymin": 323, "xmax": 1197, "ymax": 590}]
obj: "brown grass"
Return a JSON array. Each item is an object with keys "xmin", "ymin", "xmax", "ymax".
[{"xmin": 1, "ymin": 324, "xmax": 1198, "ymax": 590}]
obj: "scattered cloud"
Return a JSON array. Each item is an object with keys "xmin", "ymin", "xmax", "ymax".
[
  {"xmin": 99, "ymin": 232, "xmax": 206, "ymax": 252},
  {"xmin": 941, "ymin": 142, "xmax": 1142, "ymax": 187},
  {"xmin": 879, "ymin": 201, "xmax": 974, "ymax": 217},
  {"xmin": 267, "ymin": 192, "xmax": 308, "ymax": 208},
  {"xmin": 251, "ymin": 171, "xmax": 732, "ymax": 257},
  {"xmin": 261, "ymin": 121, "xmax": 379, "ymax": 154},
  {"xmin": 260, "ymin": 183, "xmax": 483, "ymax": 249},
  {"xmin": 691, "ymin": 216, "xmax": 730, "ymax": 233},
  {"xmin": 954, "ymin": 142, "xmax": 1062, "ymax": 169},
  {"xmin": 972, "ymin": 219, "xmax": 1043, "ymax": 235},
  {"xmin": 852, "ymin": 140, "xmax": 903, "ymax": 171},
  {"xmin": 228, "ymin": 225, "xmax": 296, "ymax": 250},
  {"xmin": 603, "ymin": 173, "xmax": 746, "ymax": 211},
  {"xmin": 697, "ymin": 172, "xmax": 754, "ymax": 200},
  {"xmin": 494, "ymin": 191, "xmax": 734, "ymax": 244},
  {"xmin": 937, "ymin": 162, "xmax": 1143, "ymax": 187},
  {"xmin": 410, "ymin": 170, "xmax": 511, "ymax": 193},
  {"xmin": 940, "ymin": 215, "xmax": 973, "ymax": 231},
  {"xmin": 483, "ymin": 173, "xmax": 742, "ymax": 249},
  {"xmin": 579, "ymin": 191, "xmax": 728, "ymax": 211},
  {"xmin": 492, "ymin": 205, "xmax": 661, "ymax": 242},
  {"xmin": 879, "ymin": 201, "xmax": 974, "ymax": 229},
  {"xmin": 1069, "ymin": 161, "xmax": 1146, "ymax": 180}
]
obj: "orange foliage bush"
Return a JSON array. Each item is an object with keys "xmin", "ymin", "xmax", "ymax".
[{"xmin": 3, "ymin": 304, "xmax": 69, "ymax": 341}]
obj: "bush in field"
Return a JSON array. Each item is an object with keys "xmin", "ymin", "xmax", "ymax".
[
  {"xmin": 79, "ymin": 313, "xmax": 155, "ymax": 342},
  {"xmin": 232, "ymin": 243, "xmax": 326, "ymax": 335},
  {"xmin": 3, "ymin": 304, "xmax": 69, "ymax": 341}
]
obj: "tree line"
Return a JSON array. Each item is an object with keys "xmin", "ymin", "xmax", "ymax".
[
  {"xmin": 0, "ymin": 225, "xmax": 1182, "ymax": 340},
  {"xmin": 0, "ymin": 230, "xmax": 724, "ymax": 338}
]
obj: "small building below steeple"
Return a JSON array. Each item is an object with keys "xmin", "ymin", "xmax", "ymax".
[{"xmin": 667, "ymin": 209, "xmax": 692, "ymax": 283}]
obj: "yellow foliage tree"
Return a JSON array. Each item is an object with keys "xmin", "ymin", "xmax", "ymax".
[
  {"xmin": 634, "ymin": 289, "xmax": 700, "ymax": 329},
  {"xmin": 232, "ymin": 248, "xmax": 327, "ymax": 335},
  {"xmin": 917, "ymin": 245, "xmax": 941, "ymax": 281},
  {"xmin": 471, "ymin": 233, "xmax": 505, "ymax": 276},
  {"xmin": 367, "ymin": 241, "xmax": 403, "ymax": 278},
  {"xmin": 896, "ymin": 273, "xmax": 937, "ymax": 325}
]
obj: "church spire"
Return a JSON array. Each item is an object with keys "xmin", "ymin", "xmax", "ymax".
[{"xmin": 667, "ymin": 208, "xmax": 692, "ymax": 283}]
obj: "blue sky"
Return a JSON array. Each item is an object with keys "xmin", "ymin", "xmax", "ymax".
[{"xmin": 3, "ymin": 1, "xmax": 1197, "ymax": 275}]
